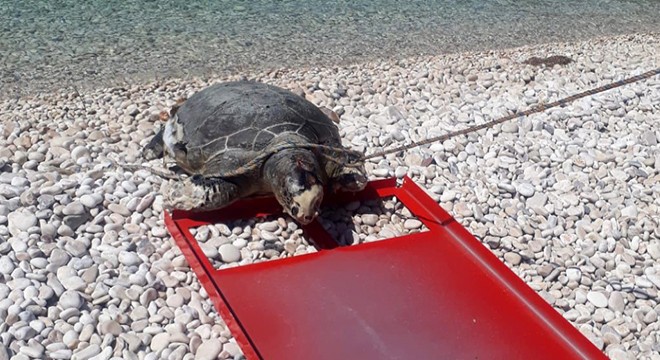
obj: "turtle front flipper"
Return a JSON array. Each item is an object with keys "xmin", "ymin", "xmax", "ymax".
[
  {"xmin": 320, "ymin": 150, "xmax": 368, "ymax": 193},
  {"xmin": 161, "ymin": 176, "xmax": 240, "ymax": 211},
  {"xmin": 329, "ymin": 166, "xmax": 368, "ymax": 193},
  {"xmin": 143, "ymin": 128, "xmax": 165, "ymax": 160}
]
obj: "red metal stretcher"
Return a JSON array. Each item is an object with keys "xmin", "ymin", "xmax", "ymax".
[{"xmin": 164, "ymin": 176, "xmax": 606, "ymax": 360}]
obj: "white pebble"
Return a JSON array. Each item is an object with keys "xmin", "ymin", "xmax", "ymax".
[
  {"xmin": 195, "ymin": 338, "xmax": 223, "ymax": 360},
  {"xmin": 150, "ymin": 333, "xmax": 170, "ymax": 352},
  {"xmin": 80, "ymin": 194, "xmax": 102, "ymax": 208},
  {"xmin": 403, "ymin": 219, "xmax": 423, "ymax": 229},
  {"xmin": 118, "ymin": 251, "xmax": 142, "ymax": 266},
  {"xmin": 515, "ymin": 182, "xmax": 535, "ymax": 197},
  {"xmin": 566, "ymin": 268, "xmax": 582, "ymax": 282},
  {"xmin": 219, "ymin": 244, "xmax": 241, "ymax": 263},
  {"xmin": 7, "ymin": 209, "xmax": 37, "ymax": 236},
  {"xmin": 587, "ymin": 291, "xmax": 608, "ymax": 308}
]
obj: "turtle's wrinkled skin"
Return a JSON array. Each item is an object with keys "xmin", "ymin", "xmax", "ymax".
[{"xmin": 144, "ymin": 81, "xmax": 367, "ymax": 224}]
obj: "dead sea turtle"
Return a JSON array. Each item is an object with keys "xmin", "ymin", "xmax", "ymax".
[{"xmin": 143, "ymin": 81, "xmax": 368, "ymax": 224}]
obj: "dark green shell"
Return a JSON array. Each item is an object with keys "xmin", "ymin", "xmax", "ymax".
[{"xmin": 171, "ymin": 81, "xmax": 342, "ymax": 175}]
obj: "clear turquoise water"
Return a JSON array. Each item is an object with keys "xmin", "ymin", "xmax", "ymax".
[{"xmin": 1, "ymin": 1, "xmax": 659, "ymax": 97}]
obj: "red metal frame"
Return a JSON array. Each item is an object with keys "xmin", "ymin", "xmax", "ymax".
[{"xmin": 165, "ymin": 177, "xmax": 606, "ymax": 360}]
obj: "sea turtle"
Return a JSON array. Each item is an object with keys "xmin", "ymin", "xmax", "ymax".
[{"xmin": 143, "ymin": 81, "xmax": 368, "ymax": 224}]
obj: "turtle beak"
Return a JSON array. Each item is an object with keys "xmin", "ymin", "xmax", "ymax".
[
  {"xmin": 298, "ymin": 213, "xmax": 316, "ymax": 225},
  {"xmin": 291, "ymin": 184, "xmax": 323, "ymax": 224}
]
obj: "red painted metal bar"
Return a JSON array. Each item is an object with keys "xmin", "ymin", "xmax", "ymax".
[
  {"xmin": 165, "ymin": 177, "xmax": 607, "ymax": 360},
  {"xmin": 164, "ymin": 210, "xmax": 263, "ymax": 360}
]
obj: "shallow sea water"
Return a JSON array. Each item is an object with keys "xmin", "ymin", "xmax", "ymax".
[{"xmin": 1, "ymin": 0, "xmax": 659, "ymax": 97}]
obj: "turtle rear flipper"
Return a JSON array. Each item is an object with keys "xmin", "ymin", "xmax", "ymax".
[
  {"xmin": 162, "ymin": 176, "xmax": 240, "ymax": 211},
  {"xmin": 143, "ymin": 128, "xmax": 165, "ymax": 160}
]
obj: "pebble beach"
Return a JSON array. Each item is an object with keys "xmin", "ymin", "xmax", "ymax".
[{"xmin": 1, "ymin": 30, "xmax": 659, "ymax": 360}]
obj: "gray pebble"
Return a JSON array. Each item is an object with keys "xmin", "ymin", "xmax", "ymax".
[{"xmin": 63, "ymin": 214, "xmax": 90, "ymax": 231}]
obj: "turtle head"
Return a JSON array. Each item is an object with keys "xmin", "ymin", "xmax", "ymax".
[{"xmin": 266, "ymin": 150, "xmax": 324, "ymax": 225}]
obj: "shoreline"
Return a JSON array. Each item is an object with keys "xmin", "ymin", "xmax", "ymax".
[{"xmin": 2, "ymin": 30, "xmax": 659, "ymax": 101}]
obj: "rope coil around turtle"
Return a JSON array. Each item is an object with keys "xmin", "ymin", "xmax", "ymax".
[{"xmin": 116, "ymin": 67, "xmax": 660, "ymax": 180}]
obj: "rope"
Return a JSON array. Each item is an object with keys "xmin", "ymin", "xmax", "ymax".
[
  {"xmin": 109, "ymin": 158, "xmax": 181, "ymax": 180},
  {"xmin": 111, "ymin": 142, "xmax": 364, "ymax": 180},
  {"xmin": 363, "ymin": 67, "xmax": 660, "ymax": 160},
  {"xmin": 117, "ymin": 67, "xmax": 659, "ymax": 180}
]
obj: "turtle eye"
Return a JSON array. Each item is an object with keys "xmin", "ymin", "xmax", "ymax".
[{"xmin": 290, "ymin": 206, "xmax": 299, "ymax": 216}]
